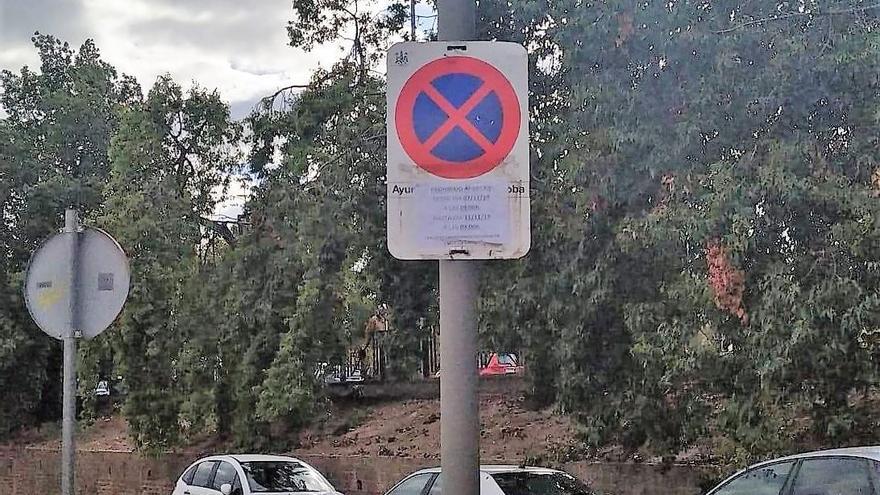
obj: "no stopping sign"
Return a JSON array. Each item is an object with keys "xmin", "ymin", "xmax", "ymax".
[
  {"xmin": 387, "ymin": 42, "xmax": 530, "ymax": 260},
  {"xmin": 395, "ymin": 56, "xmax": 521, "ymax": 179}
]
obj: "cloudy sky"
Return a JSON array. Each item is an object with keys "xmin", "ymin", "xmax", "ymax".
[
  {"xmin": 0, "ymin": 0, "xmax": 434, "ymax": 218},
  {"xmin": 0, "ymin": 0, "xmax": 345, "ymax": 120},
  {"xmin": 0, "ymin": 0, "xmax": 357, "ymax": 218}
]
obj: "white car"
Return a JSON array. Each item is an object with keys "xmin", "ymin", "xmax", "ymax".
[
  {"xmin": 171, "ymin": 454, "xmax": 342, "ymax": 495},
  {"xmin": 95, "ymin": 380, "xmax": 110, "ymax": 396},
  {"xmin": 383, "ymin": 465, "xmax": 597, "ymax": 495},
  {"xmin": 706, "ymin": 446, "xmax": 880, "ymax": 495}
]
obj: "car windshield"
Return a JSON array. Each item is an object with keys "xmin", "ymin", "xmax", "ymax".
[
  {"xmin": 491, "ymin": 472, "xmax": 596, "ymax": 495},
  {"xmin": 497, "ymin": 354, "xmax": 518, "ymax": 366},
  {"xmin": 240, "ymin": 461, "xmax": 329, "ymax": 493}
]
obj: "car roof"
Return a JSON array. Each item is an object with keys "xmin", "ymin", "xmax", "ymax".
[
  {"xmin": 230, "ymin": 454, "xmax": 310, "ymax": 463},
  {"xmin": 410, "ymin": 465, "xmax": 563, "ymax": 475},
  {"xmin": 750, "ymin": 446, "xmax": 880, "ymax": 468},
  {"xmin": 707, "ymin": 446, "xmax": 880, "ymax": 494},
  {"xmin": 195, "ymin": 454, "xmax": 311, "ymax": 464}
]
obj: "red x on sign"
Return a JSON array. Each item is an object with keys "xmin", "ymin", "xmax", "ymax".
[
  {"xmin": 395, "ymin": 56, "xmax": 521, "ymax": 179},
  {"xmin": 419, "ymin": 84, "xmax": 496, "ymax": 152}
]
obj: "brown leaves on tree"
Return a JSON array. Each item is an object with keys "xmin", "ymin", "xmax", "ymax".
[{"xmin": 706, "ymin": 240, "xmax": 748, "ymax": 325}]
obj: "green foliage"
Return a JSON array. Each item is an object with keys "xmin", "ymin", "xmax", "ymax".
[
  {"xmin": 212, "ymin": 61, "xmax": 436, "ymax": 445},
  {"xmin": 476, "ymin": 0, "xmax": 880, "ymax": 461},
  {"xmin": 0, "ymin": 34, "xmax": 137, "ymax": 437},
  {"xmin": 288, "ymin": 0, "xmax": 410, "ymax": 76},
  {"xmin": 3, "ymin": 1, "xmax": 880, "ymax": 466},
  {"xmin": 100, "ymin": 77, "xmax": 239, "ymax": 451}
]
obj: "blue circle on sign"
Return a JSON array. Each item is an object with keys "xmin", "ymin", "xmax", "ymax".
[
  {"xmin": 395, "ymin": 56, "xmax": 521, "ymax": 179},
  {"xmin": 411, "ymin": 73, "xmax": 504, "ymax": 162}
]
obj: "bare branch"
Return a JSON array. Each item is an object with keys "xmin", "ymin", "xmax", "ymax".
[
  {"xmin": 341, "ymin": 6, "xmax": 357, "ymax": 19},
  {"xmin": 256, "ymin": 72, "xmax": 337, "ymax": 113},
  {"xmin": 258, "ymin": 84, "xmax": 312, "ymax": 111},
  {"xmin": 199, "ymin": 216, "xmax": 248, "ymax": 246}
]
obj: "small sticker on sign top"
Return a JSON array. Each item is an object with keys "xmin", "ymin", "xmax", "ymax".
[
  {"xmin": 415, "ymin": 181, "xmax": 510, "ymax": 248},
  {"xmin": 98, "ymin": 273, "xmax": 114, "ymax": 291}
]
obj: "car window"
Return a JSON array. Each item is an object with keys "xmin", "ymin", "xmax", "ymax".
[
  {"xmin": 492, "ymin": 472, "xmax": 595, "ymax": 495},
  {"xmin": 182, "ymin": 464, "xmax": 199, "ymax": 485},
  {"xmin": 240, "ymin": 461, "xmax": 331, "ymax": 493},
  {"xmin": 192, "ymin": 461, "xmax": 218, "ymax": 488},
  {"xmin": 428, "ymin": 474, "xmax": 441, "ymax": 494},
  {"xmin": 498, "ymin": 354, "xmax": 518, "ymax": 366},
  {"xmin": 791, "ymin": 458, "xmax": 873, "ymax": 495},
  {"xmin": 212, "ymin": 461, "xmax": 239, "ymax": 492},
  {"xmin": 388, "ymin": 473, "xmax": 433, "ymax": 495},
  {"xmin": 713, "ymin": 461, "xmax": 794, "ymax": 495}
]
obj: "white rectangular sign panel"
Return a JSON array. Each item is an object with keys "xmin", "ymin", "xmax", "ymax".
[{"xmin": 386, "ymin": 41, "xmax": 530, "ymax": 260}]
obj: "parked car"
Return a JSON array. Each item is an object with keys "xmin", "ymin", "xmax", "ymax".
[
  {"xmin": 383, "ymin": 465, "xmax": 597, "ymax": 495},
  {"xmin": 706, "ymin": 446, "xmax": 880, "ymax": 495},
  {"xmin": 436, "ymin": 353, "xmax": 524, "ymax": 379},
  {"xmin": 480, "ymin": 353, "xmax": 522, "ymax": 376},
  {"xmin": 95, "ymin": 380, "xmax": 110, "ymax": 397},
  {"xmin": 171, "ymin": 454, "xmax": 342, "ymax": 495},
  {"xmin": 316, "ymin": 362, "xmax": 365, "ymax": 385}
]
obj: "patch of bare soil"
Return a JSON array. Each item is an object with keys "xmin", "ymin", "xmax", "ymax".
[
  {"xmin": 296, "ymin": 396, "xmax": 580, "ymax": 463},
  {"xmin": 4, "ymin": 394, "xmax": 584, "ymax": 463},
  {"xmin": 10, "ymin": 416, "xmax": 135, "ymax": 452}
]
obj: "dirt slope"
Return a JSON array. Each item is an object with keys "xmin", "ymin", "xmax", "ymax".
[
  {"xmin": 297, "ymin": 396, "xmax": 579, "ymax": 462},
  {"xmin": 10, "ymin": 396, "xmax": 580, "ymax": 463},
  {"xmin": 13, "ymin": 416, "xmax": 134, "ymax": 452}
]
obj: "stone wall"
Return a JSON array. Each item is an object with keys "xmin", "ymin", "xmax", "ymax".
[
  {"xmin": 0, "ymin": 447, "xmax": 190, "ymax": 495},
  {"xmin": 0, "ymin": 446, "xmax": 716, "ymax": 495}
]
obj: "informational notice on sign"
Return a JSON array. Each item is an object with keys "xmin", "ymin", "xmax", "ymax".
[
  {"xmin": 415, "ymin": 182, "xmax": 509, "ymax": 249},
  {"xmin": 386, "ymin": 41, "xmax": 530, "ymax": 260}
]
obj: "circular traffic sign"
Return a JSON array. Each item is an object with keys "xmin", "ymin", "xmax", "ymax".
[
  {"xmin": 24, "ymin": 228, "xmax": 130, "ymax": 340},
  {"xmin": 395, "ymin": 56, "xmax": 521, "ymax": 179}
]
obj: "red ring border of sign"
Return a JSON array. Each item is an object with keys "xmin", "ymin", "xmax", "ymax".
[{"xmin": 395, "ymin": 56, "xmax": 521, "ymax": 180}]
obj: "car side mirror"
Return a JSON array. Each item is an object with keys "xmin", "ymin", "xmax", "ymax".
[{"xmin": 220, "ymin": 483, "xmax": 232, "ymax": 495}]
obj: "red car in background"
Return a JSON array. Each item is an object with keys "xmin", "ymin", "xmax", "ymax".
[
  {"xmin": 480, "ymin": 353, "xmax": 522, "ymax": 376},
  {"xmin": 433, "ymin": 353, "xmax": 523, "ymax": 378}
]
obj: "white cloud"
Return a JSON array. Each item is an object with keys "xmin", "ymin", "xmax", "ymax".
[
  {"xmin": 0, "ymin": 0, "xmax": 352, "ymax": 216},
  {"xmin": 1, "ymin": 0, "xmax": 346, "ymax": 119}
]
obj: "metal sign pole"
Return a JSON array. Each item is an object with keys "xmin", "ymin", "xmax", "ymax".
[
  {"xmin": 437, "ymin": 3, "xmax": 479, "ymax": 495},
  {"xmin": 439, "ymin": 259, "xmax": 480, "ymax": 495},
  {"xmin": 61, "ymin": 334, "xmax": 76, "ymax": 495},
  {"xmin": 25, "ymin": 210, "xmax": 129, "ymax": 495},
  {"xmin": 61, "ymin": 208, "xmax": 79, "ymax": 495}
]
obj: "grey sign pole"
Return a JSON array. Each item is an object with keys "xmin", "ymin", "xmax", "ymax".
[
  {"xmin": 23, "ymin": 209, "xmax": 130, "ymax": 495},
  {"xmin": 62, "ymin": 209, "xmax": 79, "ymax": 495},
  {"xmin": 439, "ymin": 260, "xmax": 480, "ymax": 495},
  {"xmin": 437, "ymin": 3, "xmax": 479, "ymax": 495}
]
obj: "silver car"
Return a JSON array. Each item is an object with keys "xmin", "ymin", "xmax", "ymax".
[
  {"xmin": 383, "ymin": 465, "xmax": 597, "ymax": 495},
  {"xmin": 171, "ymin": 454, "xmax": 342, "ymax": 495},
  {"xmin": 706, "ymin": 446, "xmax": 880, "ymax": 495}
]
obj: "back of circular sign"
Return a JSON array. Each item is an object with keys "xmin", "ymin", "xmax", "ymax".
[{"xmin": 24, "ymin": 228, "xmax": 131, "ymax": 340}]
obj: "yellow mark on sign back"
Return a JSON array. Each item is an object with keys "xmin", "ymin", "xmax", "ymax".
[{"xmin": 36, "ymin": 284, "xmax": 65, "ymax": 309}]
